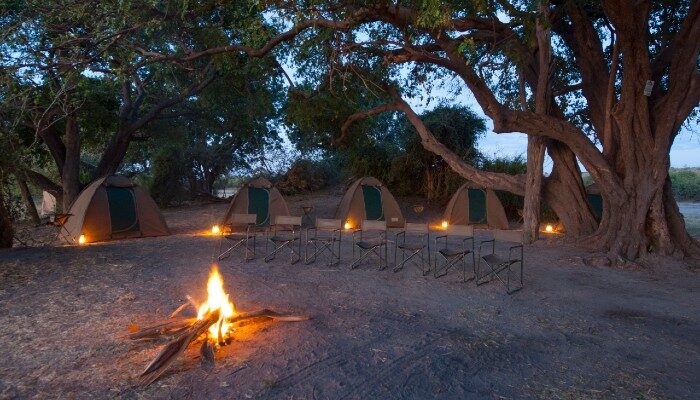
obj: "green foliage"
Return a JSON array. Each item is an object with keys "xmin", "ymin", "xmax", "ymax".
[
  {"xmin": 148, "ymin": 145, "xmax": 189, "ymax": 207},
  {"xmin": 670, "ymin": 169, "xmax": 700, "ymax": 201},
  {"xmin": 276, "ymin": 158, "xmax": 341, "ymax": 195}
]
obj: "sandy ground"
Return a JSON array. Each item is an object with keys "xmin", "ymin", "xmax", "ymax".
[{"xmin": 0, "ymin": 191, "xmax": 699, "ymax": 399}]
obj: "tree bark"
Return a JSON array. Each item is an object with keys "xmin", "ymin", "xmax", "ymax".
[
  {"xmin": 61, "ymin": 113, "xmax": 81, "ymax": 210},
  {"xmin": 523, "ymin": 137, "xmax": 546, "ymax": 242},
  {"xmin": 0, "ymin": 191, "xmax": 13, "ymax": 248},
  {"xmin": 543, "ymin": 141, "xmax": 598, "ymax": 236},
  {"xmin": 17, "ymin": 180, "xmax": 40, "ymax": 226}
]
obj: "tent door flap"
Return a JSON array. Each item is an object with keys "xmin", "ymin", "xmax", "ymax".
[{"xmin": 106, "ymin": 187, "xmax": 140, "ymax": 234}]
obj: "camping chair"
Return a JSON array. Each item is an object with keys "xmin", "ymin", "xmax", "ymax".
[
  {"xmin": 305, "ymin": 218, "xmax": 342, "ymax": 266},
  {"xmin": 350, "ymin": 220, "xmax": 388, "ymax": 270},
  {"xmin": 50, "ymin": 213, "xmax": 74, "ymax": 244},
  {"xmin": 434, "ymin": 225, "xmax": 475, "ymax": 281},
  {"xmin": 264, "ymin": 215, "xmax": 303, "ymax": 264},
  {"xmin": 218, "ymin": 213, "xmax": 257, "ymax": 261},
  {"xmin": 477, "ymin": 229, "xmax": 524, "ymax": 294},
  {"xmin": 393, "ymin": 222, "xmax": 431, "ymax": 276}
]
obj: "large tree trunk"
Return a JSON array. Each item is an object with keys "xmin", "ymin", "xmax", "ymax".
[
  {"xmin": 585, "ymin": 1, "xmax": 700, "ymax": 260},
  {"xmin": 61, "ymin": 113, "xmax": 81, "ymax": 210},
  {"xmin": 0, "ymin": 191, "xmax": 12, "ymax": 248},
  {"xmin": 17, "ymin": 180, "xmax": 40, "ymax": 226}
]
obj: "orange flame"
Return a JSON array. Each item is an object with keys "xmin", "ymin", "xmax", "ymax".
[
  {"xmin": 211, "ymin": 225, "xmax": 221, "ymax": 235},
  {"xmin": 545, "ymin": 224, "xmax": 554, "ymax": 233},
  {"xmin": 78, "ymin": 235, "xmax": 86, "ymax": 244},
  {"xmin": 197, "ymin": 265, "xmax": 236, "ymax": 339}
]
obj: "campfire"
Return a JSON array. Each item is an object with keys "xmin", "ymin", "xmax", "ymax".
[{"xmin": 128, "ymin": 265, "xmax": 308, "ymax": 385}]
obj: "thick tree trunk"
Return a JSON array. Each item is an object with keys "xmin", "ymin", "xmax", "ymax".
[
  {"xmin": 0, "ymin": 192, "xmax": 12, "ymax": 248},
  {"xmin": 62, "ymin": 114, "xmax": 81, "ymax": 210},
  {"xmin": 17, "ymin": 180, "xmax": 40, "ymax": 226}
]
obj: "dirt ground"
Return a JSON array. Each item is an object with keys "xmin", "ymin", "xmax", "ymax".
[{"xmin": 0, "ymin": 190, "xmax": 699, "ymax": 399}]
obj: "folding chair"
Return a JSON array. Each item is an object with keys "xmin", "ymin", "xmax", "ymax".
[
  {"xmin": 51, "ymin": 213, "xmax": 74, "ymax": 244},
  {"xmin": 350, "ymin": 220, "xmax": 388, "ymax": 270},
  {"xmin": 434, "ymin": 225, "xmax": 475, "ymax": 281},
  {"xmin": 477, "ymin": 229, "xmax": 524, "ymax": 294},
  {"xmin": 217, "ymin": 213, "xmax": 257, "ymax": 261},
  {"xmin": 393, "ymin": 222, "xmax": 430, "ymax": 276},
  {"xmin": 264, "ymin": 215, "xmax": 303, "ymax": 264},
  {"xmin": 305, "ymin": 218, "xmax": 342, "ymax": 266}
]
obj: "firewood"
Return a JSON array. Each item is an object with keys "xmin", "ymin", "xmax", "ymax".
[
  {"xmin": 200, "ymin": 339, "xmax": 215, "ymax": 371},
  {"xmin": 168, "ymin": 302, "xmax": 190, "ymax": 318},
  {"xmin": 227, "ymin": 308, "xmax": 310, "ymax": 324},
  {"xmin": 138, "ymin": 310, "xmax": 219, "ymax": 386},
  {"xmin": 128, "ymin": 317, "xmax": 196, "ymax": 340}
]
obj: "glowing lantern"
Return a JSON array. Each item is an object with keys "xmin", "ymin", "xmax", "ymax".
[
  {"xmin": 545, "ymin": 224, "xmax": 554, "ymax": 233},
  {"xmin": 441, "ymin": 220, "xmax": 449, "ymax": 229},
  {"xmin": 78, "ymin": 235, "xmax": 86, "ymax": 245},
  {"xmin": 344, "ymin": 221, "xmax": 352, "ymax": 230},
  {"xmin": 211, "ymin": 225, "xmax": 221, "ymax": 235}
]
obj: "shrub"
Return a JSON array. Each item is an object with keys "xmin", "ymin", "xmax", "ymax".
[
  {"xmin": 277, "ymin": 158, "xmax": 341, "ymax": 194},
  {"xmin": 670, "ymin": 169, "xmax": 700, "ymax": 201},
  {"xmin": 148, "ymin": 146, "xmax": 189, "ymax": 207}
]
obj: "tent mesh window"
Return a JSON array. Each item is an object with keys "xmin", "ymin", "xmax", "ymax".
[
  {"xmin": 468, "ymin": 188, "xmax": 487, "ymax": 224},
  {"xmin": 248, "ymin": 187, "xmax": 270, "ymax": 226},
  {"xmin": 362, "ymin": 185, "xmax": 384, "ymax": 221},
  {"xmin": 106, "ymin": 187, "xmax": 140, "ymax": 234},
  {"xmin": 587, "ymin": 193, "xmax": 603, "ymax": 221}
]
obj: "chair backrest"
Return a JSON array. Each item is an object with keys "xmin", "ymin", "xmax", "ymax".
[
  {"xmin": 446, "ymin": 224, "xmax": 474, "ymax": 237},
  {"xmin": 229, "ymin": 213, "xmax": 257, "ymax": 225},
  {"xmin": 316, "ymin": 218, "xmax": 341, "ymax": 230},
  {"xmin": 493, "ymin": 229, "xmax": 524, "ymax": 244},
  {"xmin": 361, "ymin": 220, "xmax": 386, "ymax": 231},
  {"xmin": 274, "ymin": 215, "xmax": 302, "ymax": 227},
  {"xmin": 404, "ymin": 222, "xmax": 429, "ymax": 234}
]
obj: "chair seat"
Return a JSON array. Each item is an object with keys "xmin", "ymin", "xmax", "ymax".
[
  {"xmin": 225, "ymin": 232, "xmax": 255, "ymax": 239},
  {"xmin": 356, "ymin": 238, "xmax": 386, "ymax": 250},
  {"xmin": 481, "ymin": 253, "xmax": 518, "ymax": 266},
  {"xmin": 398, "ymin": 243, "xmax": 426, "ymax": 251},
  {"xmin": 438, "ymin": 247, "xmax": 470, "ymax": 257},
  {"xmin": 308, "ymin": 236, "xmax": 340, "ymax": 243},
  {"xmin": 270, "ymin": 235, "xmax": 297, "ymax": 243}
]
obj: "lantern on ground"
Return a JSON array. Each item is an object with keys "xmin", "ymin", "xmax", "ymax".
[
  {"xmin": 211, "ymin": 225, "xmax": 221, "ymax": 235},
  {"xmin": 441, "ymin": 220, "xmax": 449, "ymax": 229},
  {"xmin": 344, "ymin": 220, "xmax": 352, "ymax": 230},
  {"xmin": 545, "ymin": 224, "xmax": 554, "ymax": 233},
  {"xmin": 78, "ymin": 234, "xmax": 86, "ymax": 245}
]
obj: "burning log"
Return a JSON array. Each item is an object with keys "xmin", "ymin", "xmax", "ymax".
[{"xmin": 129, "ymin": 265, "xmax": 309, "ymax": 386}]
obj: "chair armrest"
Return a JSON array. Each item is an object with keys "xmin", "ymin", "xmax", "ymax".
[
  {"xmin": 479, "ymin": 239, "xmax": 494, "ymax": 256},
  {"xmin": 508, "ymin": 244, "xmax": 523, "ymax": 262},
  {"xmin": 462, "ymin": 236, "xmax": 474, "ymax": 250}
]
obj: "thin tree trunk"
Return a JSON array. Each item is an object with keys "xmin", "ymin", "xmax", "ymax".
[
  {"xmin": 17, "ymin": 180, "xmax": 40, "ymax": 226},
  {"xmin": 0, "ymin": 191, "xmax": 12, "ymax": 248},
  {"xmin": 62, "ymin": 113, "xmax": 81, "ymax": 210},
  {"xmin": 523, "ymin": 137, "xmax": 546, "ymax": 242},
  {"xmin": 522, "ymin": 1, "xmax": 550, "ymax": 243}
]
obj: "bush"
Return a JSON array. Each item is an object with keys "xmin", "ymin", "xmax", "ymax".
[
  {"xmin": 277, "ymin": 158, "xmax": 341, "ymax": 195},
  {"xmin": 148, "ymin": 146, "xmax": 189, "ymax": 207},
  {"xmin": 670, "ymin": 169, "xmax": 700, "ymax": 201}
]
